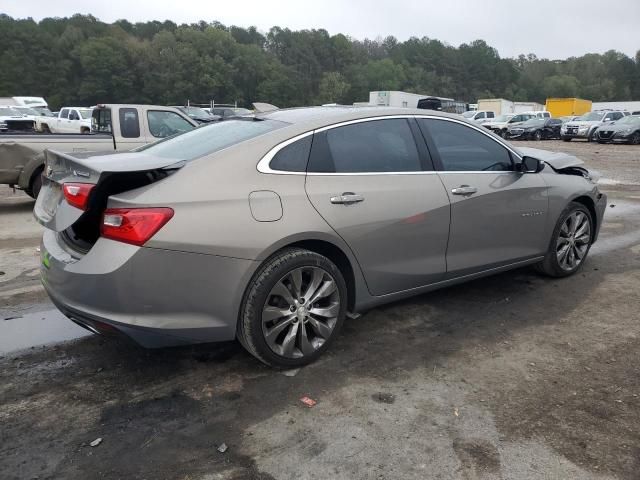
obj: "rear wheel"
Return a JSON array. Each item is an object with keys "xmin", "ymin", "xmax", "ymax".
[
  {"xmin": 238, "ymin": 248, "xmax": 347, "ymax": 368},
  {"xmin": 25, "ymin": 169, "xmax": 43, "ymax": 199},
  {"xmin": 533, "ymin": 130, "xmax": 542, "ymax": 141},
  {"xmin": 500, "ymin": 129, "xmax": 509, "ymax": 139},
  {"xmin": 630, "ymin": 132, "xmax": 640, "ymax": 145},
  {"xmin": 535, "ymin": 202, "xmax": 593, "ymax": 278}
]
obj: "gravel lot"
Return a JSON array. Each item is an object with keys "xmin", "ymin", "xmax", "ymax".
[{"xmin": 1, "ymin": 140, "xmax": 639, "ymax": 480}]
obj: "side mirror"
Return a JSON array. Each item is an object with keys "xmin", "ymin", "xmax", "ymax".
[{"xmin": 518, "ymin": 156, "xmax": 544, "ymax": 173}]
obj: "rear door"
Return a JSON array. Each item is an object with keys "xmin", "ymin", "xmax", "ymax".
[
  {"xmin": 56, "ymin": 109, "xmax": 70, "ymax": 133},
  {"xmin": 417, "ymin": 117, "xmax": 549, "ymax": 278},
  {"xmin": 305, "ymin": 117, "xmax": 451, "ymax": 296}
]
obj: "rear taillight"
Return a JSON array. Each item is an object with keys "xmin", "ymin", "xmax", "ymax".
[
  {"xmin": 101, "ymin": 208, "xmax": 174, "ymax": 246},
  {"xmin": 63, "ymin": 183, "xmax": 94, "ymax": 210}
]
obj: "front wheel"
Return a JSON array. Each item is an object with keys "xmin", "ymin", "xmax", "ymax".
[
  {"xmin": 535, "ymin": 202, "xmax": 593, "ymax": 277},
  {"xmin": 533, "ymin": 130, "xmax": 542, "ymax": 141},
  {"xmin": 238, "ymin": 248, "xmax": 347, "ymax": 368},
  {"xmin": 629, "ymin": 132, "xmax": 640, "ymax": 145}
]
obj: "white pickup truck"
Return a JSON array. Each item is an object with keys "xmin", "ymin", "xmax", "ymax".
[
  {"xmin": 39, "ymin": 107, "xmax": 94, "ymax": 133},
  {"xmin": 0, "ymin": 104, "xmax": 197, "ymax": 198}
]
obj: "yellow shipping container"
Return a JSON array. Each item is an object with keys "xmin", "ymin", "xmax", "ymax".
[{"xmin": 545, "ymin": 98, "xmax": 592, "ymax": 118}]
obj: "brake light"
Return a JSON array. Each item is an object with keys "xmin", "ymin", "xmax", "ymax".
[
  {"xmin": 101, "ymin": 208, "xmax": 174, "ymax": 246},
  {"xmin": 63, "ymin": 183, "xmax": 94, "ymax": 210}
]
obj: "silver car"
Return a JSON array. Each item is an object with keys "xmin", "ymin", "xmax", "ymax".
[{"xmin": 35, "ymin": 107, "xmax": 606, "ymax": 367}]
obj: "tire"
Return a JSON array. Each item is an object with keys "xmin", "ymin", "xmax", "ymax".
[
  {"xmin": 587, "ymin": 130, "xmax": 595, "ymax": 142},
  {"xmin": 535, "ymin": 202, "xmax": 593, "ymax": 278},
  {"xmin": 25, "ymin": 170, "xmax": 43, "ymax": 199},
  {"xmin": 81, "ymin": 127, "xmax": 90, "ymax": 134},
  {"xmin": 41, "ymin": 124, "xmax": 51, "ymax": 133},
  {"xmin": 500, "ymin": 129, "xmax": 509, "ymax": 139},
  {"xmin": 630, "ymin": 132, "xmax": 640, "ymax": 145},
  {"xmin": 238, "ymin": 248, "xmax": 348, "ymax": 368},
  {"xmin": 533, "ymin": 130, "xmax": 542, "ymax": 141}
]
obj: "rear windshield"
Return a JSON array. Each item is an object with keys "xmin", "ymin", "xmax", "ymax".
[{"xmin": 136, "ymin": 118, "xmax": 288, "ymax": 161}]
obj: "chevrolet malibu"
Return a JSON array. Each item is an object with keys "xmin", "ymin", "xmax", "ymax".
[{"xmin": 35, "ymin": 107, "xmax": 606, "ymax": 367}]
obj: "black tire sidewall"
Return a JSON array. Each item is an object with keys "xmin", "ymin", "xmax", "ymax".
[
  {"xmin": 541, "ymin": 202, "xmax": 594, "ymax": 277},
  {"xmin": 239, "ymin": 249, "xmax": 348, "ymax": 368}
]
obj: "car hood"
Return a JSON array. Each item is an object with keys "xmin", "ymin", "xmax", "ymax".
[
  {"xmin": 565, "ymin": 121, "xmax": 600, "ymax": 127},
  {"xmin": 516, "ymin": 147, "xmax": 585, "ymax": 170},
  {"xmin": 596, "ymin": 122, "xmax": 638, "ymax": 132}
]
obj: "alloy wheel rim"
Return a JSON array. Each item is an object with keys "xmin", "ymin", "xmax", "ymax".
[
  {"xmin": 556, "ymin": 211, "xmax": 591, "ymax": 271},
  {"xmin": 262, "ymin": 266, "xmax": 340, "ymax": 358}
]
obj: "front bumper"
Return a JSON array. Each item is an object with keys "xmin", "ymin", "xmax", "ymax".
[
  {"xmin": 40, "ymin": 230, "xmax": 258, "ymax": 347},
  {"xmin": 595, "ymin": 131, "xmax": 633, "ymax": 143}
]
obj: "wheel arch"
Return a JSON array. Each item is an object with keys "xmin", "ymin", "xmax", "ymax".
[
  {"xmin": 17, "ymin": 152, "xmax": 46, "ymax": 190},
  {"xmin": 571, "ymin": 195, "xmax": 598, "ymax": 241}
]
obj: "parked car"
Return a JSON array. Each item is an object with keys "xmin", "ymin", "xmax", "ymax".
[
  {"xmin": 34, "ymin": 107, "xmax": 606, "ymax": 367},
  {"xmin": 507, "ymin": 118, "xmax": 563, "ymax": 140},
  {"xmin": 631, "ymin": 111, "xmax": 640, "ymax": 116},
  {"xmin": 0, "ymin": 104, "xmax": 197, "ymax": 198},
  {"xmin": 173, "ymin": 106, "xmax": 220, "ymax": 124},
  {"xmin": 483, "ymin": 113, "xmax": 534, "ymax": 138},
  {"xmin": 210, "ymin": 107, "xmax": 252, "ymax": 118},
  {"xmin": 39, "ymin": 107, "xmax": 93, "ymax": 133},
  {"xmin": 11, "ymin": 105, "xmax": 57, "ymax": 132},
  {"xmin": 0, "ymin": 106, "xmax": 35, "ymax": 132},
  {"xmin": 594, "ymin": 115, "xmax": 640, "ymax": 144},
  {"xmin": 521, "ymin": 110, "xmax": 552, "ymax": 119},
  {"xmin": 461, "ymin": 110, "xmax": 495, "ymax": 124},
  {"xmin": 561, "ymin": 110, "xmax": 625, "ymax": 142},
  {"xmin": 559, "ymin": 115, "xmax": 581, "ymax": 124}
]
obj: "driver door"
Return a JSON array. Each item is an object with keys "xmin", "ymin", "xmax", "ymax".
[{"xmin": 417, "ymin": 118, "xmax": 549, "ymax": 278}]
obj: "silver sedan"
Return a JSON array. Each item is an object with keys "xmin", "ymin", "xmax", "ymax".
[{"xmin": 35, "ymin": 107, "xmax": 606, "ymax": 367}]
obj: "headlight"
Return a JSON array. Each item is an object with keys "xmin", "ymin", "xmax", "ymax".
[
  {"xmin": 561, "ymin": 125, "xmax": 567, "ymax": 132},
  {"xmin": 620, "ymin": 128, "xmax": 633, "ymax": 135},
  {"xmin": 578, "ymin": 127, "xmax": 589, "ymax": 133},
  {"xmin": 0, "ymin": 122, "xmax": 7, "ymax": 129}
]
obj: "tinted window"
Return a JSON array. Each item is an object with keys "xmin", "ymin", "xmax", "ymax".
[
  {"xmin": 69, "ymin": 110, "xmax": 80, "ymax": 120},
  {"xmin": 477, "ymin": 112, "xmax": 485, "ymax": 119},
  {"xmin": 147, "ymin": 111, "xmax": 195, "ymax": 138},
  {"xmin": 137, "ymin": 118, "xmax": 287, "ymax": 161},
  {"xmin": 119, "ymin": 108, "xmax": 140, "ymax": 138},
  {"xmin": 487, "ymin": 112, "xmax": 495, "ymax": 118},
  {"xmin": 269, "ymin": 135, "xmax": 312, "ymax": 172},
  {"xmin": 308, "ymin": 119, "xmax": 421, "ymax": 173},
  {"xmin": 59, "ymin": 108, "xmax": 70, "ymax": 119},
  {"xmin": 419, "ymin": 119, "xmax": 513, "ymax": 172},
  {"xmin": 92, "ymin": 109, "xmax": 112, "ymax": 133}
]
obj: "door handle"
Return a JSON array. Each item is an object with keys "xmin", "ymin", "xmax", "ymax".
[
  {"xmin": 451, "ymin": 185, "xmax": 478, "ymax": 195},
  {"xmin": 330, "ymin": 192, "xmax": 365, "ymax": 205}
]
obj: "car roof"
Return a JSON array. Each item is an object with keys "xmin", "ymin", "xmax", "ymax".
[{"xmin": 256, "ymin": 106, "xmax": 463, "ymax": 131}]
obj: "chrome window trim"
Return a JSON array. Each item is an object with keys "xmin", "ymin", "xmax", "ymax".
[{"xmin": 256, "ymin": 114, "xmax": 522, "ymax": 175}]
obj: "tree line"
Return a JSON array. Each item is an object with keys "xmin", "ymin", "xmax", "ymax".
[{"xmin": 0, "ymin": 14, "xmax": 638, "ymax": 110}]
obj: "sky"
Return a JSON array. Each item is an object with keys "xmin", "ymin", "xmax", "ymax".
[{"xmin": 2, "ymin": 0, "xmax": 639, "ymax": 59}]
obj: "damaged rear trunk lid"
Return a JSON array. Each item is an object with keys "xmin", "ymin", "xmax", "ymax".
[{"xmin": 34, "ymin": 149, "xmax": 183, "ymax": 251}]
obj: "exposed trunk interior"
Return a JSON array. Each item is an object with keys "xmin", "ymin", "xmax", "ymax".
[{"xmin": 62, "ymin": 168, "xmax": 176, "ymax": 252}]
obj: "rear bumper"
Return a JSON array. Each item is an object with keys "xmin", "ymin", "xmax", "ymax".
[{"xmin": 40, "ymin": 230, "xmax": 258, "ymax": 347}]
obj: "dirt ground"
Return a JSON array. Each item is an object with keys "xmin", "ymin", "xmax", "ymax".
[{"xmin": 1, "ymin": 140, "xmax": 639, "ymax": 480}]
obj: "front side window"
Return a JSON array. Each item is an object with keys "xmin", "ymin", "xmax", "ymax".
[
  {"xmin": 308, "ymin": 119, "xmax": 421, "ymax": 173},
  {"xmin": 119, "ymin": 108, "xmax": 140, "ymax": 138},
  {"xmin": 419, "ymin": 119, "xmax": 513, "ymax": 172},
  {"xmin": 147, "ymin": 111, "xmax": 195, "ymax": 138}
]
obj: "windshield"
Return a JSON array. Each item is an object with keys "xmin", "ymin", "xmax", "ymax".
[
  {"xmin": 233, "ymin": 108, "xmax": 251, "ymax": 115},
  {"xmin": 32, "ymin": 107, "xmax": 55, "ymax": 116},
  {"xmin": 521, "ymin": 119, "xmax": 545, "ymax": 128},
  {"xmin": 78, "ymin": 109, "xmax": 93, "ymax": 119},
  {"xmin": 183, "ymin": 106, "xmax": 211, "ymax": 117},
  {"xmin": 136, "ymin": 118, "xmax": 288, "ymax": 161},
  {"xmin": 0, "ymin": 107, "xmax": 19, "ymax": 116},
  {"xmin": 578, "ymin": 112, "xmax": 603, "ymax": 121},
  {"xmin": 462, "ymin": 111, "xmax": 476, "ymax": 118},
  {"xmin": 616, "ymin": 115, "xmax": 640, "ymax": 125},
  {"xmin": 493, "ymin": 115, "xmax": 513, "ymax": 122},
  {"xmin": 15, "ymin": 107, "xmax": 39, "ymax": 115}
]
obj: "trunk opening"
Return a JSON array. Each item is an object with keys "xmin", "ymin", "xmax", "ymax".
[{"xmin": 62, "ymin": 168, "xmax": 175, "ymax": 252}]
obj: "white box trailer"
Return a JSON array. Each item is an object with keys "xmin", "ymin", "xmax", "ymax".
[
  {"xmin": 477, "ymin": 98, "xmax": 514, "ymax": 116},
  {"xmin": 369, "ymin": 91, "xmax": 431, "ymax": 108},
  {"xmin": 513, "ymin": 102, "xmax": 544, "ymax": 113},
  {"xmin": 0, "ymin": 96, "xmax": 48, "ymax": 108},
  {"xmin": 591, "ymin": 101, "xmax": 640, "ymax": 113}
]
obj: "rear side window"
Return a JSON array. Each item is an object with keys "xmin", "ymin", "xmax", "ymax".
[
  {"xmin": 59, "ymin": 108, "xmax": 70, "ymax": 119},
  {"xmin": 487, "ymin": 112, "xmax": 495, "ymax": 118},
  {"xmin": 419, "ymin": 119, "xmax": 513, "ymax": 172},
  {"xmin": 308, "ymin": 119, "xmax": 421, "ymax": 173},
  {"xmin": 119, "ymin": 108, "xmax": 140, "ymax": 138},
  {"xmin": 137, "ymin": 118, "xmax": 288, "ymax": 161},
  {"xmin": 147, "ymin": 110, "xmax": 195, "ymax": 138},
  {"xmin": 269, "ymin": 135, "xmax": 312, "ymax": 172}
]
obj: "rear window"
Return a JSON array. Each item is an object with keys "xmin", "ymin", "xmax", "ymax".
[
  {"xmin": 137, "ymin": 118, "xmax": 288, "ymax": 161},
  {"xmin": 92, "ymin": 109, "xmax": 112, "ymax": 133}
]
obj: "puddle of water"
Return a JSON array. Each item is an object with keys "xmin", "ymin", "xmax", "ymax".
[{"xmin": 0, "ymin": 307, "xmax": 90, "ymax": 356}]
